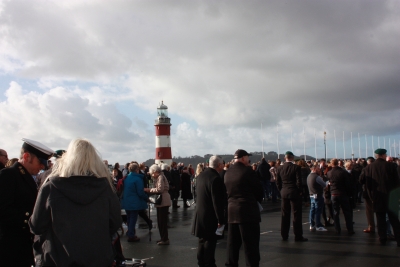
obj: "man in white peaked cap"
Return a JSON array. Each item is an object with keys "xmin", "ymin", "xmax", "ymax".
[{"xmin": 0, "ymin": 138, "xmax": 53, "ymax": 267}]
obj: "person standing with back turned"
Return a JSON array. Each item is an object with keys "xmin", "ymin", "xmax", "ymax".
[
  {"xmin": 276, "ymin": 151, "xmax": 308, "ymax": 242},
  {"xmin": 224, "ymin": 149, "xmax": 263, "ymax": 267}
]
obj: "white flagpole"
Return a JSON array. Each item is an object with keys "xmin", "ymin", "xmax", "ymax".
[
  {"xmin": 261, "ymin": 123, "xmax": 264, "ymax": 158},
  {"xmin": 325, "ymin": 130, "xmax": 328, "ymax": 159},
  {"xmin": 358, "ymin": 133, "xmax": 361, "ymax": 158},
  {"xmin": 291, "ymin": 125, "xmax": 293, "ymax": 152},
  {"xmin": 277, "ymin": 125, "xmax": 279, "ymax": 159},
  {"xmin": 334, "ymin": 130, "xmax": 337, "ymax": 158},
  {"xmin": 303, "ymin": 127, "xmax": 306, "ymax": 160},
  {"xmin": 365, "ymin": 134, "xmax": 368, "ymax": 158},
  {"xmin": 343, "ymin": 131, "xmax": 345, "ymax": 159},
  {"xmin": 351, "ymin": 132, "xmax": 353, "ymax": 160},
  {"xmin": 315, "ymin": 129, "xmax": 317, "ymax": 161},
  {"xmin": 389, "ymin": 138, "xmax": 391, "ymax": 156},
  {"xmin": 372, "ymin": 135, "xmax": 374, "ymax": 156}
]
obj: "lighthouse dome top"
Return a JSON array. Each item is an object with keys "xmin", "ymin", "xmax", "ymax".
[
  {"xmin": 157, "ymin": 101, "xmax": 169, "ymax": 118},
  {"xmin": 158, "ymin": 101, "xmax": 168, "ymax": 109}
]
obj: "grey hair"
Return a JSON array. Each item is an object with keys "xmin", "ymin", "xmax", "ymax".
[
  {"xmin": 149, "ymin": 164, "xmax": 162, "ymax": 174},
  {"xmin": 209, "ymin": 155, "xmax": 223, "ymax": 169},
  {"xmin": 160, "ymin": 164, "xmax": 169, "ymax": 171}
]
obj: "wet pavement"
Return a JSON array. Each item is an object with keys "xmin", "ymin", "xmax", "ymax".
[{"xmin": 120, "ymin": 200, "xmax": 400, "ymax": 267}]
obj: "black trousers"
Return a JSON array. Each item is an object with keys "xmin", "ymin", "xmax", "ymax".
[
  {"xmin": 225, "ymin": 223, "xmax": 260, "ymax": 267},
  {"xmin": 198, "ymin": 237, "xmax": 217, "ymax": 267},
  {"xmin": 138, "ymin": 210, "xmax": 152, "ymax": 226},
  {"xmin": 156, "ymin": 206, "xmax": 169, "ymax": 241},
  {"xmin": 331, "ymin": 195, "xmax": 353, "ymax": 233},
  {"xmin": 376, "ymin": 211, "xmax": 400, "ymax": 245},
  {"xmin": 281, "ymin": 198, "xmax": 303, "ymax": 239}
]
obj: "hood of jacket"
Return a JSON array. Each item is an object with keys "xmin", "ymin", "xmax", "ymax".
[{"xmin": 49, "ymin": 176, "xmax": 109, "ymax": 205}]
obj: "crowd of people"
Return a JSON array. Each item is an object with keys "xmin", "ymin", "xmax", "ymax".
[{"xmin": 0, "ymin": 139, "xmax": 399, "ymax": 267}]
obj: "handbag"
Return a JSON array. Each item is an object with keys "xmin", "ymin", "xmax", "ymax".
[{"xmin": 149, "ymin": 194, "xmax": 162, "ymax": 205}]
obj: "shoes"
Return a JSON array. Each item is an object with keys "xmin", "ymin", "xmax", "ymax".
[
  {"xmin": 316, "ymin": 227, "xmax": 328, "ymax": 232},
  {"xmin": 184, "ymin": 205, "xmax": 190, "ymax": 208},
  {"xmin": 387, "ymin": 234, "xmax": 395, "ymax": 240},
  {"xmin": 295, "ymin": 237, "xmax": 308, "ymax": 242},
  {"xmin": 310, "ymin": 226, "xmax": 316, "ymax": 232},
  {"xmin": 325, "ymin": 222, "xmax": 334, "ymax": 227},
  {"xmin": 348, "ymin": 231, "xmax": 355, "ymax": 236},
  {"xmin": 173, "ymin": 205, "xmax": 180, "ymax": 209},
  {"xmin": 127, "ymin": 236, "xmax": 140, "ymax": 242},
  {"xmin": 157, "ymin": 240, "xmax": 170, "ymax": 245},
  {"xmin": 148, "ymin": 220, "xmax": 153, "ymax": 231},
  {"xmin": 363, "ymin": 229, "xmax": 375, "ymax": 234}
]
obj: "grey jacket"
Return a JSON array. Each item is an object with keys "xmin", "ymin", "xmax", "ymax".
[{"xmin": 29, "ymin": 176, "xmax": 122, "ymax": 267}]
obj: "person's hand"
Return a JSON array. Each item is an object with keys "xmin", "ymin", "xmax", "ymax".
[
  {"xmin": 144, "ymin": 188, "xmax": 150, "ymax": 193},
  {"xmin": 217, "ymin": 223, "xmax": 221, "ymax": 228}
]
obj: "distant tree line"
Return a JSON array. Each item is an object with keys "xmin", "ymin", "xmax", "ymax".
[{"xmin": 144, "ymin": 151, "xmax": 316, "ymax": 167}]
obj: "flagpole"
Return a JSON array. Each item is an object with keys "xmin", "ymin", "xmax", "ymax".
[
  {"xmin": 303, "ymin": 127, "xmax": 306, "ymax": 161},
  {"xmin": 372, "ymin": 135, "xmax": 374, "ymax": 156},
  {"xmin": 365, "ymin": 134, "xmax": 368, "ymax": 158},
  {"xmin": 291, "ymin": 125, "xmax": 293, "ymax": 152},
  {"xmin": 277, "ymin": 125, "xmax": 280, "ymax": 160},
  {"xmin": 343, "ymin": 131, "xmax": 345, "ymax": 160},
  {"xmin": 334, "ymin": 130, "xmax": 337, "ymax": 158},
  {"xmin": 351, "ymin": 132, "xmax": 354, "ymax": 160},
  {"xmin": 358, "ymin": 133, "xmax": 361, "ymax": 158},
  {"xmin": 315, "ymin": 129, "xmax": 317, "ymax": 161},
  {"xmin": 261, "ymin": 123, "xmax": 264, "ymax": 158},
  {"xmin": 389, "ymin": 138, "xmax": 391, "ymax": 156},
  {"xmin": 378, "ymin": 136, "xmax": 380, "ymax": 148}
]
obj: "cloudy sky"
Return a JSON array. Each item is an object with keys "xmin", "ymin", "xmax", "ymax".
[{"xmin": 1, "ymin": 0, "xmax": 399, "ymax": 163}]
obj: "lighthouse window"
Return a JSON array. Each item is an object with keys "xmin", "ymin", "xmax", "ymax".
[{"xmin": 158, "ymin": 151, "xmax": 161, "ymax": 157}]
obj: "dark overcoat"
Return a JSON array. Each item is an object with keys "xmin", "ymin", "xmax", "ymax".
[
  {"xmin": 360, "ymin": 158, "xmax": 399, "ymax": 212},
  {"xmin": 224, "ymin": 162, "xmax": 263, "ymax": 224},
  {"xmin": 181, "ymin": 172, "xmax": 193, "ymax": 200},
  {"xmin": 276, "ymin": 162, "xmax": 302, "ymax": 199},
  {"xmin": 192, "ymin": 168, "xmax": 226, "ymax": 239},
  {"xmin": 0, "ymin": 162, "xmax": 37, "ymax": 266}
]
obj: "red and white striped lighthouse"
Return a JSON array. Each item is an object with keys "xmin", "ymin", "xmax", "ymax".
[{"xmin": 155, "ymin": 101, "xmax": 172, "ymax": 165}]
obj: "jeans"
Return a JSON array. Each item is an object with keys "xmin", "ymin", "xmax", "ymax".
[
  {"xmin": 309, "ymin": 195, "xmax": 324, "ymax": 228},
  {"xmin": 331, "ymin": 195, "xmax": 353, "ymax": 233},
  {"xmin": 126, "ymin": 210, "xmax": 139, "ymax": 238}
]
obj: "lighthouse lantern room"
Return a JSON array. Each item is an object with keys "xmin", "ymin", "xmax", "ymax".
[{"xmin": 155, "ymin": 101, "xmax": 172, "ymax": 165}]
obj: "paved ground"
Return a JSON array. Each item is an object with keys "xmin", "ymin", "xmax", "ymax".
[{"xmin": 120, "ymin": 200, "xmax": 400, "ymax": 267}]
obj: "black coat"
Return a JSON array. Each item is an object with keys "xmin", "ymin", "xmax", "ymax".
[
  {"xmin": 192, "ymin": 168, "xmax": 226, "ymax": 239},
  {"xmin": 276, "ymin": 162, "xmax": 302, "ymax": 199},
  {"xmin": 224, "ymin": 162, "xmax": 263, "ymax": 223},
  {"xmin": 0, "ymin": 162, "xmax": 38, "ymax": 266},
  {"xmin": 327, "ymin": 167, "xmax": 353, "ymax": 196},
  {"xmin": 256, "ymin": 161, "xmax": 271, "ymax": 181},
  {"xmin": 360, "ymin": 158, "xmax": 399, "ymax": 212},
  {"xmin": 181, "ymin": 172, "xmax": 193, "ymax": 200}
]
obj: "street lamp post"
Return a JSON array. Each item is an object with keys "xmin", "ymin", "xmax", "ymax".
[{"xmin": 324, "ymin": 131, "xmax": 327, "ymax": 160}]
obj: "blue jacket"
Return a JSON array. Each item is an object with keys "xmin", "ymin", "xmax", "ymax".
[{"xmin": 121, "ymin": 172, "xmax": 148, "ymax": 211}]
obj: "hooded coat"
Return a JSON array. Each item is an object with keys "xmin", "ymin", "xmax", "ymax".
[{"xmin": 29, "ymin": 176, "xmax": 122, "ymax": 267}]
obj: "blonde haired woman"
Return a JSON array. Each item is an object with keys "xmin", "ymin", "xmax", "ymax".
[
  {"xmin": 144, "ymin": 164, "xmax": 171, "ymax": 245},
  {"xmin": 29, "ymin": 139, "xmax": 122, "ymax": 267}
]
